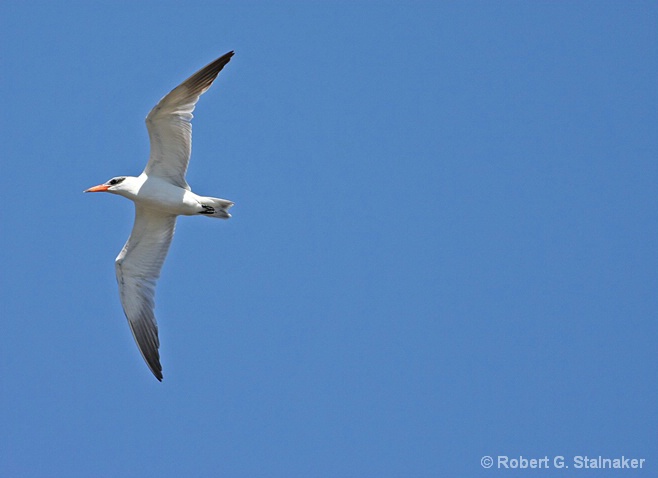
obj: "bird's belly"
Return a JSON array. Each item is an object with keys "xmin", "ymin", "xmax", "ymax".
[{"xmin": 134, "ymin": 178, "xmax": 200, "ymax": 215}]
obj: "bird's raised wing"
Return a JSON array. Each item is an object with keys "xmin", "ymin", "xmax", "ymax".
[
  {"xmin": 115, "ymin": 205, "xmax": 177, "ymax": 381},
  {"xmin": 144, "ymin": 51, "xmax": 234, "ymax": 189}
]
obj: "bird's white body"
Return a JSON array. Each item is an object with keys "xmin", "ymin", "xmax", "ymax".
[
  {"xmin": 85, "ymin": 51, "xmax": 236, "ymax": 381},
  {"xmin": 108, "ymin": 174, "xmax": 230, "ymax": 217}
]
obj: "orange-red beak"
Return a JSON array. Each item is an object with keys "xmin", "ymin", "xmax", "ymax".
[{"xmin": 84, "ymin": 184, "xmax": 110, "ymax": 193}]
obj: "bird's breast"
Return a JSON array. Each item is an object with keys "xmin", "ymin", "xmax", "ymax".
[{"xmin": 134, "ymin": 177, "xmax": 199, "ymax": 216}]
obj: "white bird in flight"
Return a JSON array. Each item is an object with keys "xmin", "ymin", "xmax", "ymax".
[{"xmin": 85, "ymin": 51, "xmax": 236, "ymax": 381}]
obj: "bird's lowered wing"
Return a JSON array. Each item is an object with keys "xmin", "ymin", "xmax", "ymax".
[
  {"xmin": 144, "ymin": 51, "xmax": 234, "ymax": 189},
  {"xmin": 115, "ymin": 205, "xmax": 177, "ymax": 381}
]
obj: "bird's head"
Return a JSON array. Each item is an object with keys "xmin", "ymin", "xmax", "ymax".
[{"xmin": 84, "ymin": 176, "xmax": 132, "ymax": 195}]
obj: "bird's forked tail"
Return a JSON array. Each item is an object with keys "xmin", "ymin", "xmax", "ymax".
[{"xmin": 199, "ymin": 197, "xmax": 234, "ymax": 218}]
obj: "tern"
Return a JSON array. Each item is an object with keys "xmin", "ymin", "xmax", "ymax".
[{"xmin": 85, "ymin": 51, "xmax": 235, "ymax": 381}]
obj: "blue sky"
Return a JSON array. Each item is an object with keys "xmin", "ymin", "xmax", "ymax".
[{"xmin": 1, "ymin": 1, "xmax": 657, "ymax": 477}]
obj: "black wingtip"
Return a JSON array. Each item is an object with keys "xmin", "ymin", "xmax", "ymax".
[
  {"xmin": 212, "ymin": 50, "xmax": 235, "ymax": 69},
  {"xmin": 183, "ymin": 50, "xmax": 235, "ymax": 94},
  {"xmin": 149, "ymin": 365, "xmax": 163, "ymax": 382},
  {"xmin": 147, "ymin": 360, "xmax": 163, "ymax": 381}
]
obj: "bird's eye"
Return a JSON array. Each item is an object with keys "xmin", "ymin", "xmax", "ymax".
[{"xmin": 108, "ymin": 177, "xmax": 124, "ymax": 186}]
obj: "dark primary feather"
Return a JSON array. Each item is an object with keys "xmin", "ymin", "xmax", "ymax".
[{"xmin": 181, "ymin": 51, "xmax": 235, "ymax": 97}]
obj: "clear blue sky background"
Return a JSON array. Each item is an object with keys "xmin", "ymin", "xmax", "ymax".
[{"xmin": 1, "ymin": 2, "xmax": 656, "ymax": 477}]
